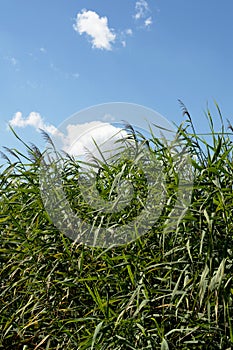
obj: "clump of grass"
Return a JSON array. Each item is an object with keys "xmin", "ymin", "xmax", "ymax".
[{"xmin": 0, "ymin": 103, "xmax": 233, "ymax": 349}]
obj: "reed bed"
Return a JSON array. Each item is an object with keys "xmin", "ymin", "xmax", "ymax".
[{"xmin": 0, "ymin": 103, "xmax": 233, "ymax": 349}]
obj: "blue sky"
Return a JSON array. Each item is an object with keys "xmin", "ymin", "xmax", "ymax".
[{"xmin": 1, "ymin": 0, "xmax": 233, "ymax": 158}]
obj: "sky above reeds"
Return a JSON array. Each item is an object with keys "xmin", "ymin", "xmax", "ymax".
[{"xmin": 1, "ymin": 0, "xmax": 233, "ymax": 154}]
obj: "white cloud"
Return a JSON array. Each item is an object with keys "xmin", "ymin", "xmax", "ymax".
[
  {"xmin": 134, "ymin": 0, "xmax": 153, "ymax": 28},
  {"xmin": 8, "ymin": 112, "xmax": 64, "ymax": 139},
  {"xmin": 134, "ymin": 0, "xmax": 150, "ymax": 20},
  {"xmin": 63, "ymin": 121, "xmax": 128, "ymax": 162},
  {"xmin": 145, "ymin": 17, "xmax": 152, "ymax": 27},
  {"xmin": 7, "ymin": 114, "xmax": 129, "ymax": 163},
  {"xmin": 125, "ymin": 28, "xmax": 133, "ymax": 36},
  {"xmin": 118, "ymin": 28, "xmax": 133, "ymax": 48},
  {"xmin": 73, "ymin": 9, "xmax": 116, "ymax": 50}
]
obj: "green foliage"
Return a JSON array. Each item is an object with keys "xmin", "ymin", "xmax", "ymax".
[{"xmin": 0, "ymin": 104, "xmax": 233, "ymax": 349}]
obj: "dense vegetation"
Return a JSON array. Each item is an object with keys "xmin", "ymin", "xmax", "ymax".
[{"xmin": 0, "ymin": 103, "xmax": 233, "ymax": 349}]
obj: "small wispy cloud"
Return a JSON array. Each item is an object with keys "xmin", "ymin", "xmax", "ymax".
[
  {"xmin": 119, "ymin": 28, "xmax": 133, "ymax": 47},
  {"xmin": 49, "ymin": 62, "xmax": 79, "ymax": 80},
  {"xmin": 4, "ymin": 56, "xmax": 20, "ymax": 70},
  {"xmin": 72, "ymin": 73, "xmax": 80, "ymax": 79},
  {"xmin": 125, "ymin": 28, "xmax": 133, "ymax": 36},
  {"xmin": 39, "ymin": 47, "xmax": 46, "ymax": 53},
  {"xmin": 102, "ymin": 113, "xmax": 115, "ymax": 122},
  {"xmin": 144, "ymin": 16, "xmax": 153, "ymax": 27},
  {"xmin": 73, "ymin": 9, "xmax": 116, "ymax": 50},
  {"xmin": 26, "ymin": 80, "xmax": 38, "ymax": 89},
  {"xmin": 10, "ymin": 57, "xmax": 18, "ymax": 66},
  {"xmin": 8, "ymin": 112, "xmax": 64, "ymax": 139},
  {"xmin": 134, "ymin": 0, "xmax": 149, "ymax": 20},
  {"xmin": 133, "ymin": 0, "xmax": 153, "ymax": 28}
]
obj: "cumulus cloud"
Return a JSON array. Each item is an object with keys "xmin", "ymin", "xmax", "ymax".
[
  {"xmin": 73, "ymin": 9, "xmax": 116, "ymax": 50},
  {"xmin": 8, "ymin": 112, "xmax": 64, "ymax": 139},
  {"xmin": 8, "ymin": 113, "xmax": 129, "ymax": 163},
  {"xmin": 63, "ymin": 121, "xmax": 128, "ymax": 162}
]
